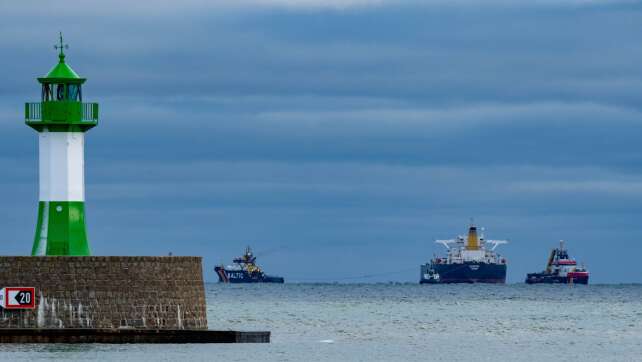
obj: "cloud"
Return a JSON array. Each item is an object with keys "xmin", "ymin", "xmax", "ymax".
[
  {"xmin": 3, "ymin": 0, "xmax": 638, "ymax": 13},
  {"xmin": 511, "ymin": 180, "xmax": 642, "ymax": 195},
  {"xmin": 1, "ymin": 0, "xmax": 642, "ymax": 282},
  {"xmin": 254, "ymin": 101, "xmax": 642, "ymax": 130},
  {"xmin": 1, "ymin": 0, "xmax": 625, "ymax": 15}
]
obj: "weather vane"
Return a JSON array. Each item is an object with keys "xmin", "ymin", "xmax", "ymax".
[{"xmin": 54, "ymin": 32, "xmax": 69, "ymax": 58}]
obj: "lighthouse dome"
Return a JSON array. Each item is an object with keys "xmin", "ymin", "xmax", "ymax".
[
  {"xmin": 43, "ymin": 59, "xmax": 81, "ymax": 80},
  {"xmin": 38, "ymin": 33, "xmax": 85, "ymax": 84}
]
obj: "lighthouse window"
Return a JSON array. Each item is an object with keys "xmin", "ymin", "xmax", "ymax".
[
  {"xmin": 68, "ymin": 84, "xmax": 81, "ymax": 101},
  {"xmin": 55, "ymin": 83, "xmax": 65, "ymax": 101},
  {"xmin": 42, "ymin": 84, "xmax": 52, "ymax": 101}
]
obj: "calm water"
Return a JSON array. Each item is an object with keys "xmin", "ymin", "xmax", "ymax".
[{"xmin": 0, "ymin": 284, "xmax": 641, "ymax": 361}]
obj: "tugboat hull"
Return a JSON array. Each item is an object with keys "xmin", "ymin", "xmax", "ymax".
[
  {"xmin": 215, "ymin": 266, "xmax": 284, "ymax": 284},
  {"xmin": 420, "ymin": 262, "xmax": 506, "ymax": 284},
  {"xmin": 525, "ymin": 272, "xmax": 588, "ymax": 285}
]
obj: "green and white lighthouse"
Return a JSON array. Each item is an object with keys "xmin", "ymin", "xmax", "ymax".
[{"xmin": 24, "ymin": 34, "xmax": 99, "ymax": 256}]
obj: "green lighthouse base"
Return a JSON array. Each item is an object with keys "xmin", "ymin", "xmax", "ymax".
[{"xmin": 32, "ymin": 201, "xmax": 90, "ymax": 256}]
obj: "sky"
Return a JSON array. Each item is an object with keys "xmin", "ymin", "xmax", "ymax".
[{"xmin": 1, "ymin": 0, "xmax": 642, "ymax": 283}]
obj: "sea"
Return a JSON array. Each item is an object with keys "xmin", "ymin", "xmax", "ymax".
[{"xmin": 0, "ymin": 283, "xmax": 641, "ymax": 361}]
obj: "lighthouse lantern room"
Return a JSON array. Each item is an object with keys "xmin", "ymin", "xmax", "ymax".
[{"xmin": 25, "ymin": 33, "xmax": 99, "ymax": 256}]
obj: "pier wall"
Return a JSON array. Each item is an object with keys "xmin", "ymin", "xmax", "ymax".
[{"xmin": 0, "ymin": 256, "xmax": 207, "ymax": 330}]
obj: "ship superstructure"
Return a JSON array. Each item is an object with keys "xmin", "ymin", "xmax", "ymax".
[
  {"xmin": 420, "ymin": 223, "xmax": 508, "ymax": 284},
  {"xmin": 215, "ymin": 246, "xmax": 284, "ymax": 283},
  {"xmin": 525, "ymin": 240, "xmax": 589, "ymax": 284}
]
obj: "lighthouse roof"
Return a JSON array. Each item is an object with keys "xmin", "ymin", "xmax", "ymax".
[
  {"xmin": 45, "ymin": 60, "xmax": 80, "ymax": 79},
  {"xmin": 41, "ymin": 60, "xmax": 84, "ymax": 81},
  {"xmin": 38, "ymin": 33, "xmax": 86, "ymax": 84}
]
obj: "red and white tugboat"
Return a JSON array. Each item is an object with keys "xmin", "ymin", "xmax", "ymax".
[{"xmin": 525, "ymin": 240, "xmax": 589, "ymax": 284}]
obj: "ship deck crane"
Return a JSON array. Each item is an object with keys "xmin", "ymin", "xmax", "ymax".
[{"xmin": 485, "ymin": 240, "xmax": 509, "ymax": 251}]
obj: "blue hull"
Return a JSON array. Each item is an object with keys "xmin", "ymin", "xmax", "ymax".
[
  {"xmin": 420, "ymin": 262, "xmax": 506, "ymax": 284},
  {"xmin": 215, "ymin": 267, "xmax": 284, "ymax": 283}
]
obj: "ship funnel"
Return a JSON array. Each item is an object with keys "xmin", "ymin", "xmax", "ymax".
[{"xmin": 466, "ymin": 224, "xmax": 480, "ymax": 250}]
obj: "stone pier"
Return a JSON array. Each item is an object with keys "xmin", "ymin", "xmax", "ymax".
[{"xmin": 0, "ymin": 256, "xmax": 207, "ymax": 330}]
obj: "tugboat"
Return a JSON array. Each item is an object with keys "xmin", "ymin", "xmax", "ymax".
[
  {"xmin": 525, "ymin": 240, "xmax": 589, "ymax": 284},
  {"xmin": 215, "ymin": 246, "xmax": 284, "ymax": 283},
  {"xmin": 420, "ymin": 223, "xmax": 508, "ymax": 284}
]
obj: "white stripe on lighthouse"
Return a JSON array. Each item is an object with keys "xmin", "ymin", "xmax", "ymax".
[{"xmin": 38, "ymin": 130, "xmax": 85, "ymax": 202}]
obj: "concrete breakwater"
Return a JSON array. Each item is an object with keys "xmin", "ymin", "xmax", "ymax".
[
  {"xmin": 0, "ymin": 328, "xmax": 270, "ymax": 343},
  {"xmin": 0, "ymin": 256, "xmax": 207, "ymax": 330}
]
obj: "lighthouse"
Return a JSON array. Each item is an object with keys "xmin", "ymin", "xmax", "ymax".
[{"xmin": 24, "ymin": 34, "xmax": 98, "ymax": 256}]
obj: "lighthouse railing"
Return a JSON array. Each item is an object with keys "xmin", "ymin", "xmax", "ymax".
[
  {"xmin": 24, "ymin": 102, "xmax": 98, "ymax": 122},
  {"xmin": 82, "ymin": 102, "xmax": 99, "ymax": 121},
  {"xmin": 25, "ymin": 102, "xmax": 42, "ymax": 121}
]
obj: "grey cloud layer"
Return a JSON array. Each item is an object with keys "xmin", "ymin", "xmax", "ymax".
[{"xmin": 0, "ymin": 1, "xmax": 641, "ymax": 282}]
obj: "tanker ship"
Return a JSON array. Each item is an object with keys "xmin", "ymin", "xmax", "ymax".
[
  {"xmin": 215, "ymin": 246, "xmax": 284, "ymax": 283},
  {"xmin": 525, "ymin": 240, "xmax": 588, "ymax": 284},
  {"xmin": 420, "ymin": 223, "xmax": 508, "ymax": 284}
]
